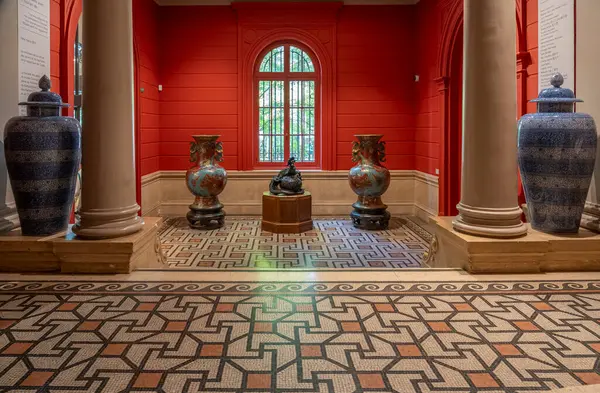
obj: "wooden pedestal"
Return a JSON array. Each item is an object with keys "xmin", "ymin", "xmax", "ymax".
[
  {"xmin": 0, "ymin": 217, "xmax": 166, "ymax": 273},
  {"xmin": 428, "ymin": 216, "xmax": 600, "ymax": 273},
  {"xmin": 262, "ymin": 192, "xmax": 313, "ymax": 233}
]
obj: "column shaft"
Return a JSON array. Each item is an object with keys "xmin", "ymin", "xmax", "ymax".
[
  {"xmin": 72, "ymin": 0, "xmax": 143, "ymax": 239},
  {"xmin": 452, "ymin": 0, "xmax": 526, "ymax": 238},
  {"xmin": 578, "ymin": 0, "xmax": 600, "ymax": 232}
]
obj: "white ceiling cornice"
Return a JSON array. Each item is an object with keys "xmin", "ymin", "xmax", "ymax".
[{"xmin": 154, "ymin": 0, "xmax": 419, "ymax": 5}]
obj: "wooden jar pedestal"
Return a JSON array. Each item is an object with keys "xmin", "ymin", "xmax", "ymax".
[{"xmin": 261, "ymin": 191, "xmax": 313, "ymax": 234}]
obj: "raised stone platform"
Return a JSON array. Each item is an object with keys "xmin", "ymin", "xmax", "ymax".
[
  {"xmin": 428, "ymin": 216, "xmax": 600, "ymax": 273},
  {"xmin": 0, "ymin": 217, "xmax": 166, "ymax": 274}
]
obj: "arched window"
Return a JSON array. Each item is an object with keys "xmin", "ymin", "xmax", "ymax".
[{"xmin": 255, "ymin": 43, "xmax": 319, "ymax": 167}]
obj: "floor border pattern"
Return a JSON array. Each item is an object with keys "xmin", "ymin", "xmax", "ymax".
[{"xmin": 1, "ymin": 280, "xmax": 600, "ymax": 392}]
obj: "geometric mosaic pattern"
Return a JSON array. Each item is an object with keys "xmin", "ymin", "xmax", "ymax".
[
  {"xmin": 159, "ymin": 217, "xmax": 431, "ymax": 269},
  {"xmin": 1, "ymin": 280, "xmax": 600, "ymax": 392}
]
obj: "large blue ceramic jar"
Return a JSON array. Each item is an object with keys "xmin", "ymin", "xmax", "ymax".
[
  {"xmin": 518, "ymin": 73, "xmax": 597, "ymax": 234},
  {"xmin": 4, "ymin": 76, "xmax": 81, "ymax": 236}
]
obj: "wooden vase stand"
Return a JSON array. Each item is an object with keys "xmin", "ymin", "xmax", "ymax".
[
  {"xmin": 261, "ymin": 191, "xmax": 313, "ymax": 234},
  {"xmin": 350, "ymin": 197, "xmax": 390, "ymax": 230},
  {"xmin": 187, "ymin": 203, "xmax": 225, "ymax": 230}
]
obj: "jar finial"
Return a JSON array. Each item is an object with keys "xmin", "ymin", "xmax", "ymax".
[
  {"xmin": 39, "ymin": 75, "xmax": 51, "ymax": 92},
  {"xmin": 551, "ymin": 73, "xmax": 564, "ymax": 88}
]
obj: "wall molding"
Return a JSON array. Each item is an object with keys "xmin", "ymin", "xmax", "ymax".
[
  {"xmin": 142, "ymin": 171, "xmax": 162, "ymax": 184},
  {"xmin": 141, "ymin": 170, "xmax": 438, "ymax": 220},
  {"xmin": 154, "ymin": 0, "xmax": 419, "ymax": 6},
  {"xmin": 149, "ymin": 169, "xmax": 419, "ymax": 181}
]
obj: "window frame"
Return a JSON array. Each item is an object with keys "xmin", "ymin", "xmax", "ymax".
[{"xmin": 253, "ymin": 41, "xmax": 321, "ymax": 169}]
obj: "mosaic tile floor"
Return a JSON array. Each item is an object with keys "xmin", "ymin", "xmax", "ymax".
[
  {"xmin": 1, "ymin": 279, "xmax": 600, "ymax": 392},
  {"xmin": 159, "ymin": 217, "xmax": 432, "ymax": 269}
]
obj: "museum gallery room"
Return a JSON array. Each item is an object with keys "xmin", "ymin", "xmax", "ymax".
[{"xmin": 3, "ymin": 0, "xmax": 600, "ymax": 391}]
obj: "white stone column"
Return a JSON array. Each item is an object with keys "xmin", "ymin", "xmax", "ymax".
[
  {"xmin": 72, "ymin": 0, "xmax": 144, "ymax": 239},
  {"xmin": 578, "ymin": 0, "xmax": 600, "ymax": 232},
  {"xmin": 452, "ymin": 0, "xmax": 527, "ymax": 238}
]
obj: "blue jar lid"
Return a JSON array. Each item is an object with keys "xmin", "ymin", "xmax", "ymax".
[
  {"xmin": 530, "ymin": 73, "xmax": 582, "ymax": 104},
  {"xmin": 19, "ymin": 75, "xmax": 69, "ymax": 109}
]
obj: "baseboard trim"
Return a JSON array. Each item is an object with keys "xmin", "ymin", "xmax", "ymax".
[
  {"xmin": 142, "ymin": 169, "xmax": 439, "ymax": 218},
  {"xmin": 142, "ymin": 203, "xmax": 161, "ymax": 217},
  {"xmin": 143, "ymin": 170, "xmax": 436, "ymax": 184},
  {"xmin": 160, "ymin": 200, "xmax": 417, "ymax": 217},
  {"xmin": 414, "ymin": 202, "xmax": 438, "ymax": 223},
  {"xmin": 414, "ymin": 171, "xmax": 439, "ymax": 187},
  {"xmin": 141, "ymin": 171, "xmax": 162, "ymax": 185}
]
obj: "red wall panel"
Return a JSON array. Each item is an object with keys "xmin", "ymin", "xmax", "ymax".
[
  {"xmin": 158, "ymin": 4, "xmax": 417, "ymax": 171},
  {"xmin": 413, "ymin": 0, "xmax": 444, "ymax": 176},
  {"xmin": 526, "ymin": 0, "xmax": 539, "ymax": 114},
  {"xmin": 414, "ymin": 0, "xmax": 538, "ymax": 178},
  {"xmin": 49, "ymin": 0, "xmax": 539, "ymax": 189},
  {"xmin": 50, "ymin": 0, "xmax": 61, "ymax": 89},
  {"xmin": 159, "ymin": 6, "xmax": 239, "ymax": 170},
  {"xmin": 336, "ymin": 6, "xmax": 416, "ymax": 170},
  {"xmin": 133, "ymin": 0, "xmax": 161, "ymax": 176}
]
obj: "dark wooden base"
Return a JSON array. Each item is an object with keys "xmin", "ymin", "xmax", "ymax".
[
  {"xmin": 187, "ymin": 204, "xmax": 225, "ymax": 230},
  {"xmin": 261, "ymin": 192, "xmax": 313, "ymax": 234},
  {"xmin": 351, "ymin": 206, "xmax": 390, "ymax": 230}
]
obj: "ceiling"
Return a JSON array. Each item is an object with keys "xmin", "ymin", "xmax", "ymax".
[{"xmin": 154, "ymin": 0, "xmax": 419, "ymax": 5}]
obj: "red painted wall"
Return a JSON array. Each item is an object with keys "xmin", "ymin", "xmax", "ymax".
[
  {"xmin": 414, "ymin": 0, "xmax": 444, "ymax": 176},
  {"xmin": 156, "ymin": 4, "xmax": 416, "ymax": 173},
  {"xmin": 50, "ymin": 0, "xmax": 540, "ymax": 213},
  {"xmin": 336, "ymin": 6, "xmax": 416, "ymax": 170},
  {"xmin": 50, "ymin": 0, "xmax": 61, "ymax": 90},
  {"xmin": 413, "ymin": 0, "xmax": 537, "ymax": 177},
  {"xmin": 526, "ymin": 0, "xmax": 539, "ymax": 113},
  {"xmin": 133, "ymin": 0, "xmax": 162, "ymax": 176},
  {"xmin": 159, "ymin": 7, "xmax": 239, "ymax": 172}
]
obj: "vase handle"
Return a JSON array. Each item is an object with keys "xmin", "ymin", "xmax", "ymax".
[
  {"xmin": 351, "ymin": 141, "xmax": 362, "ymax": 163},
  {"xmin": 377, "ymin": 141, "xmax": 387, "ymax": 163},
  {"xmin": 214, "ymin": 141, "xmax": 224, "ymax": 163},
  {"xmin": 189, "ymin": 141, "xmax": 198, "ymax": 163}
]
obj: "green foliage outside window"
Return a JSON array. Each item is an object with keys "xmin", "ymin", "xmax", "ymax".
[{"xmin": 257, "ymin": 46, "xmax": 317, "ymax": 164}]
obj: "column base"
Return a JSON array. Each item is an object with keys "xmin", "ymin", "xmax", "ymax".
[
  {"xmin": 0, "ymin": 205, "xmax": 19, "ymax": 234},
  {"xmin": 0, "ymin": 217, "xmax": 166, "ymax": 273},
  {"xmin": 73, "ymin": 204, "xmax": 144, "ymax": 239},
  {"xmin": 581, "ymin": 202, "xmax": 600, "ymax": 233},
  {"xmin": 453, "ymin": 203, "xmax": 527, "ymax": 238},
  {"xmin": 428, "ymin": 216, "xmax": 600, "ymax": 273}
]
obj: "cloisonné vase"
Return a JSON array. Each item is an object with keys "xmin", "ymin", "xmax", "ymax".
[
  {"xmin": 518, "ymin": 73, "xmax": 597, "ymax": 234},
  {"xmin": 186, "ymin": 135, "xmax": 227, "ymax": 229},
  {"xmin": 4, "ymin": 75, "xmax": 81, "ymax": 236},
  {"xmin": 348, "ymin": 134, "xmax": 391, "ymax": 229}
]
